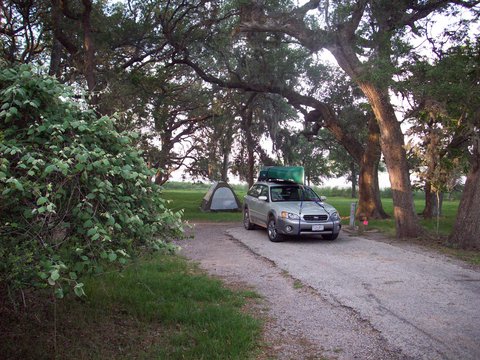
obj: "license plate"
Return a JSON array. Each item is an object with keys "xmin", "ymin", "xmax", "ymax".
[{"xmin": 312, "ymin": 225, "xmax": 324, "ymax": 231}]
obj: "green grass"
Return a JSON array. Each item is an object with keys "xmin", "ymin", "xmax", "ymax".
[
  {"xmin": 163, "ymin": 189, "xmax": 246, "ymax": 222},
  {"xmin": 330, "ymin": 196, "xmax": 460, "ymax": 237},
  {"xmin": 0, "ymin": 254, "xmax": 261, "ymax": 359},
  {"xmin": 293, "ymin": 279, "xmax": 304, "ymax": 289}
]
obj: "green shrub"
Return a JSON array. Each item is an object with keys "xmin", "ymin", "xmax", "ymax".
[{"xmin": 0, "ymin": 65, "xmax": 183, "ymax": 299}]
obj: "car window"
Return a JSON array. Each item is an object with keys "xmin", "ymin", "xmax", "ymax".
[
  {"xmin": 271, "ymin": 186, "xmax": 299, "ymax": 202},
  {"xmin": 259, "ymin": 185, "xmax": 269, "ymax": 200},
  {"xmin": 270, "ymin": 186, "xmax": 320, "ymax": 202},
  {"xmin": 303, "ymin": 187, "xmax": 321, "ymax": 201},
  {"xmin": 247, "ymin": 185, "xmax": 262, "ymax": 198}
]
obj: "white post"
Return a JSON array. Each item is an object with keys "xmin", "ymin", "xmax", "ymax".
[{"xmin": 349, "ymin": 202, "xmax": 357, "ymax": 228}]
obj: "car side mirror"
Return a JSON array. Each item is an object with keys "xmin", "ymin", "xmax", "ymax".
[
  {"xmin": 258, "ymin": 195, "xmax": 268, "ymax": 201},
  {"xmin": 320, "ymin": 196, "xmax": 327, "ymax": 202}
]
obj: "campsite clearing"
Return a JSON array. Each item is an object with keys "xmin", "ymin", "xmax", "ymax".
[{"xmin": 163, "ymin": 189, "xmax": 460, "ymax": 237}]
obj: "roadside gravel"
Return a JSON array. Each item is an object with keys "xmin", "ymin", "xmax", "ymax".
[{"xmin": 178, "ymin": 223, "xmax": 409, "ymax": 360}]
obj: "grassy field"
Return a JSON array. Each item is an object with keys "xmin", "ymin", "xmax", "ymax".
[
  {"xmin": 1, "ymin": 254, "xmax": 262, "ymax": 359},
  {"xmin": 163, "ymin": 189, "xmax": 459, "ymax": 236}
]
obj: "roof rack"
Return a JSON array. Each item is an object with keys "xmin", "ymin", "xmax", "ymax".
[{"xmin": 257, "ymin": 166, "xmax": 304, "ymax": 184}]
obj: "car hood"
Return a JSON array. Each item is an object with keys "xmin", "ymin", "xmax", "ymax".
[{"xmin": 273, "ymin": 201, "xmax": 337, "ymax": 215}]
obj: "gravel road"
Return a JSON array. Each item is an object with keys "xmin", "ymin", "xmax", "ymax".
[{"xmin": 178, "ymin": 223, "xmax": 480, "ymax": 360}]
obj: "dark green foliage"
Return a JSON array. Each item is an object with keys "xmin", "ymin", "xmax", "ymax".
[{"xmin": 0, "ymin": 65, "xmax": 183, "ymax": 298}]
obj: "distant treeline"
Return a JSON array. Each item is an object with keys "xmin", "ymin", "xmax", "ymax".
[
  {"xmin": 162, "ymin": 181, "xmax": 463, "ymax": 200},
  {"xmin": 162, "ymin": 181, "xmax": 249, "ymax": 193}
]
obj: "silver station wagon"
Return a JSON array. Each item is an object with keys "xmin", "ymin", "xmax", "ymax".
[{"xmin": 243, "ymin": 181, "xmax": 342, "ymax": 242}]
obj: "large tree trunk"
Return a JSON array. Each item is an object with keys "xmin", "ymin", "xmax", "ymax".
[
  {"xmin": 241, "ymin": 108, "xmax": 256, "ymax": 188},
  {"xmin": 448, "ymin": 150, "xmax": 480, "ymax": 249},
  {"xmin": 357, "ymin": 154, "xmax": 389, "ymax": 220},
  {"xmin": 81, "ymin": 0, "xmax": 96, "ymax": 94},
  {"xmin": 327, "ymin": 41, "xmax": 422, "ymax": 237},
  {"xmin": 50, "ymin": 0, "xmax": 96, "ymax": 96},
  {"xmin": 49, "ymin": 38, "xmax": 63, "ymax": 78},
  {"xmin": 154, "ymin": 135, "xmax": 173, "ymax": 186},
  {"xmin": 422, "ymin": 184, "xmax": 443, "ymax": 218},
  {"xmin": 356, "ymin": 117, "xmax": 389, "ymax": 220},
  {"xmin": 422, "ymin": 181, "xmax": 435, "ymax": 219},
  {"xmin": 49, "ymin": 4, "xmax": 63, "ymax": 78},
  {"xmin": 358, "ymin": 82, "xmax": 422, "ymax": 237},
  {"xmin": 154, "ymin": 158, "xmax": 172, "ymax": 186},
  {"xmin": 308, "ymin": 107, "xmax": 388, "ymax": 220},
  {"xmin": 221, "ymin": 150, "xmax": 229, "ymax": 182}
]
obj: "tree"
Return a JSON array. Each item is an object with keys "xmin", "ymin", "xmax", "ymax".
[
  {"xmin": 0, "ymin": 0, "xmax": 47, "ymax": 64},
  {"xmin": 301, "ymin": 67, "xmax": 389, "ymax": 218},
  {"xmin": 276, "ymin": 129, "xmax": 332, "ymax": 186},
  {"xmin": 237, "ymin": 0, "xmax": 478, "ymax": 237},
  {"xmin": 147, "ymin": 72, "xmax": 215, "ymax": 185},
  {"xmin": 398, "ymin": 29, "xmax": 474, "ymax": 220},
  {"xmin": 416, "ymin": 40, "xmax": 480, "ymax": 248},
  {"xmin": 3, "ymin": 1, "xmax": 240, "ymax": 187},
  {"xmin": 48, "ymin": 1, "xmax": 222, "ymax": 185},
  {"xmin": 157, "ymin": 1, "xmax": 389, "ymax": 218},
  {"xmin": 40, "ymin": 0, "xmax": 99, "ymax": 93},
  {"xmin": 185, "ymin": 92, "xmax": 238, "ymax": 182},
  {"xmin": 405, "ymin": 104, "xmax": 464, "ymax": 219},
  {"xmin": 398, "ymin": 30, "xmax": 480, "ymax": 246}
]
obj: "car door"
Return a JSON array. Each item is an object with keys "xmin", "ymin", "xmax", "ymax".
[
  {"xmin": 255, "ymin": 185, "xmax": 271, "ymax": 227},
  {"xmin": 246, "ymin": 185, "xmax": 262, "ymax": 224}
]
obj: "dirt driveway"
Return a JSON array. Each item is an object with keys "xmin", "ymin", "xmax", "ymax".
[{"xmin": 178, "ymin": 223, "xmax": 480, "ymax": 360}]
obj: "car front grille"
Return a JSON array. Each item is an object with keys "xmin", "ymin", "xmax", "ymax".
[{"xmin": 303, "ymin": 214, "xmax": 328, "ymax": 222}]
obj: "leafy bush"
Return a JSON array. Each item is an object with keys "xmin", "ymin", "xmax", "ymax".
[{"xmin": 0, "ymin": 65, "xmax": 183, "ymax": 299}]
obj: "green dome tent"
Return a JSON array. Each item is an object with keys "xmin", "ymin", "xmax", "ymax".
[{"xmin": 200, "ymin": 181, "xmax": 242, "ymax": 212}]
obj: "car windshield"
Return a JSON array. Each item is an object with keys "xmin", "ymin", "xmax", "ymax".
[{"xmin": 270, "ymin": 186, "xmax": 320, "ymax": 202}]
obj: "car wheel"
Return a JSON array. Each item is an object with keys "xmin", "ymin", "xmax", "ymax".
[
  {"xmin": 323, "ymin": 232, "xmax": 339, "ymax": 241},
  {"xmin": 243, "ymin": 208, "xmax": 255, "ymax": 230},
  {"xmin": 267, "ymin": 218, "xmax": 283, "ymax": 242}
]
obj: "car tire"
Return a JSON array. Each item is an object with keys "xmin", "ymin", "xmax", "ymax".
[
  {"xmin": 243, "ymin": 208, "xmax": 255, "ymax": 230},
  {"xmin": 323, "ymin": 233, "xmax": 339, "ymax": 241},
  {"xmin": 267, "ymin": 218, "xmax": 283, "ymax": 242}
]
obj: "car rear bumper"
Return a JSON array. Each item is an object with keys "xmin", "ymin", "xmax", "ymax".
[{"xmin": 276, "ymin": 218, "xmax": 342, "ymax": 236}]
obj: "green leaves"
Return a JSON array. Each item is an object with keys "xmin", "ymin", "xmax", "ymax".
[
  {"xmin": 36, "ymin": 197, "xmax": 48, "ymax": 205},
  {"xmin": 86, "ymin": 227, "xmax": 97, "ymax": 237},
  {"xmin": 5, "ymin": 178, "xmax": 24, "ymax": 191},
  {"xmin": 108, "ymin": 252, "xmax": 117, "ymax": 262},
  {"xmin": 74, "ymin": 283, "xmax": 85, "ymax": 297},
  {"xmin": 0, "ymin": 65, "xmax": 184, "ymax": 300},
  {"xmin": 43, "ymin": 164, "xmax": 57, "ymax": 176},
  {"xmin": 50, "ymin": 269, "xmax": 60, "ymax": 281}
]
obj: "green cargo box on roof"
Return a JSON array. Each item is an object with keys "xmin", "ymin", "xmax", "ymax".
[{"xmin": 258, "ymin": 166, "xmax": 304, "ymax": 184}]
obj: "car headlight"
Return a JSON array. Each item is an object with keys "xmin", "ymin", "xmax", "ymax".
[
  {"xmin": 281, "ymin": 211, "xmax": 300, "ymax": 220},
  {"xmin": 330, "ymin": 211, "xmax": 340, "ymax": 221}
]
